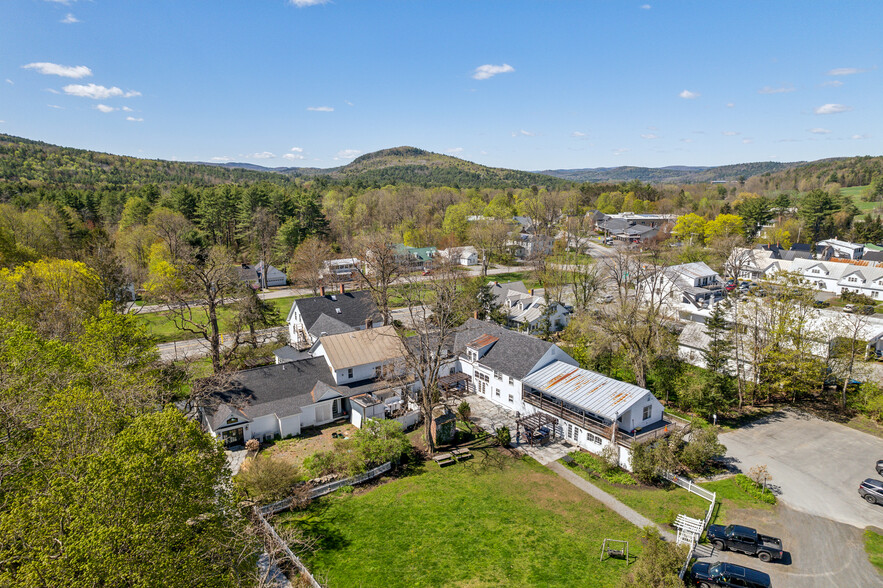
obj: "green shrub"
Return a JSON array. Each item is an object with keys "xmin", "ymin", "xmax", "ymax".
[
  {"xmin": 842, "ymin": 291, "xmax": 875, "ymax": 306},
  {"xmin": 734, "ymin": 474, "xmax": 777, "ymax": 504},
  {"xmin": 567, "ymin": 451, "xmax": 637, "ymax": 485},
  {"xmin": 338, "ymin": 485, "xmax": 354, "ymax": 494},
  {"xmin": 234, "ymin": 455, "xmax": 301, "ymax": 504},
  {"xmin": 494, "ymin": 426, "xmax": 511, "ymax": 447}
]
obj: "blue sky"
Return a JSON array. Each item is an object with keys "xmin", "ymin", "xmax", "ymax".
[{"xmin": 2, "ymin": 1, "xmax": 881, "ymax": 171}]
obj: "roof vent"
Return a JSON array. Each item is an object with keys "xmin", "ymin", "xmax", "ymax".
[
  {"xmin": 331, "ymin": 295, "xmax": 337, "ymax": 301},
  {"xmin": 335, "ymin": 308, "xmax": 342, "ymax": 314}
]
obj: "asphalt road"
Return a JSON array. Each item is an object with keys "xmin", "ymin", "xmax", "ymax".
[
  {"xmin": 157, "ymin": 326, "xmax": 286, "ymax": 362},
  {"xmin": 700, "ymin": 410, "xmax": 883, "ymax": 586}
]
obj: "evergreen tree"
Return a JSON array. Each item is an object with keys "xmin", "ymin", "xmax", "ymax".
[{"xmin": 701, "ymin": 301, "xmax": 735, "ymax": 417}]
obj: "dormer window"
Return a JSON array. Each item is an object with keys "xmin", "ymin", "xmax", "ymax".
[
  {"xmin": 848, "ymin": 277, "xmax": 858, "ymax": 283},
  {"xmin": 467, "ymin": 349, "xmax": 478, "ymax": 362},
  {"xmin": 812, "ymin": 269, "xmax": 820, "ymax": 274},
  {"xmin": 331, "ymin": 295, "xmax": 337, "ymax": 301}
]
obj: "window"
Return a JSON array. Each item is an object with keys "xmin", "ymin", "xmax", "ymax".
[
  {"xmin": 812, "ymin": 269, "xmax": 820, "ymax": 274},
  {"xmin": 508, "ymin": 394, "xmax": 513, "ymax": 403},
  {"xmin": 494, "ymin": 371, "xmax": 501, "ymax": 380},
  {"xmin": 347, "ymin": 368, "xmax": 353, "ymax": 379},
  {"xmin": 588, "ymin": 433, "xmax": 603, "ymax": 445},
  {"xmin": 643, "ymin": 405, "xmax": 652, "ymax": 421},
  {"xmin": 226, "ymin": 417, "xmax": 238, "ymax": 425},
  {"xmin": 467, "ymin": 350, "xmax": 478, "ymax": 362},
  {"xmin": 495, "ymin": 388, "xmax": 500, "ymax": 397},
  {"xmin": 874, "ymin": 291, "xmax": 880, "ymax": 298},
  {"xmin": 475, "ymin": 371, "xmax": 490, "ymax": 383},
  {"xmin": 848, "ymin": 277, "xmax": 858, "ymax": 283},
  {"xmin": 508, "ymin": 376, "xmax": 514, "ymax": 385}
]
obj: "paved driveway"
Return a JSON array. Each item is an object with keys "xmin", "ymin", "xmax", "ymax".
[{"xmin": 720, "ymin": 410, "xmax": 883, "ymax": 529}]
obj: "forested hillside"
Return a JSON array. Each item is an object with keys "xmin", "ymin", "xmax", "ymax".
[
  {"xmin": 540, "ymin": 161, "xmax": 801, "ymax": 183},
  {"xmin": 752, "ymin": 156, "xmax": 883, "ymax": 192},
  {"xmin": 0, "ymin": 134, "xmax": 294, "ymax": 189}
]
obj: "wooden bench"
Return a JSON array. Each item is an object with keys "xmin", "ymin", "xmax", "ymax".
[{"xmin": 452, "ymin": 448, "xmax": 473, "ymax": 461}]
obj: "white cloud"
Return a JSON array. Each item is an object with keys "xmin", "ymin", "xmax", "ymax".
[
  {"xmin": 5, "ymin": 79, "xmax": 12, "ymax": 85},
  {"xmin": 821, "ymin": 80, "xmax": 843, "ymax": 87},
  {"xmin": 680, "ymin": 138, "xmax": 694, "ymax": 143},
  {"xmin": 0, "ymin": 120, "xmax": 4, "ymax": 124},
  {"xmin": 289, "ymin": 0, "xmax": 329, "ymax": 6},
  {"xmin": 445, "ymin": 147, "xmax": 464, "ymax": 154},
  {"xmin": 44, "ymin": 0, "xmax": 74, "ymax": 4},
  {"xmin": 641, "ymin": 4, "xmax": 651, "ymax": 9},
  {"xmin": 571, "ymin": 131, "xmax": 587, "ymax": 138},
  {"xmin": 679, "ymin": 89, "xmax": 699, "ymax": 99},
  {"xmin": 121, "ymin": 106, "xmax": 133, "ymax": 112},
  {"xmin": 290, "ymin": 147, "xmax": 304, "ymax": 153},
  {"xmin": 95, "ymin": 104, "xmax": 115, "ymax": 113},
  {"xmin": 742, "ymin": 138, "xmax": 753, "ymax": 144},
  {"xmin": 721, "ymin": 131, "xmax": 740, "ymax": 136},
  {"xmin": 47, "ymin": 104, "xmax": 64, "ymax": 109},
  {"xmin": 211, "ymin": 156, "xmax": 232, "ymax": 162},
  {"xmin": 852, "ymin": 134, "xmax": 869, "ymax": 140},
  {"xmin": 246, "ymin": 151, "xmax": 275, "ymax": 159},
  {"xmin": 335, "ymin": 149, "xmax": 361, "ymax": 160},
  {"xmin": 472, "ymin": 63, "xmax": 515, "ymax": 80},
  {"xmin": 758, "ymin": 85, "xmax": 795, "ymax": 94},
  {"xmin": 808, "ymin": 128, "xmax": 831, "ymax": 134},
  {"xmin": 23, "ymin": 62, "xmax": 92, "ymax": 78},
  {"xmin": 61, "ymin": 13, "xmax": 79, "ymax": 24},
  {"xmin": 827, "ymin": 67, "xmax": 864, "ymax": 76},
  {"xmin": 511, "ymin": 129, "xmax": 535, "ymax": 137},
  {"xmin": 63, "ymin": 83, "xmax": 140, "ymax": 99},
  {"xmin": 282, "ymin": 153, "xmax": 305, "ymax": 160},
  {"xmin": 612, "ymin": 148, "xmax": 629, "ymax": 156},
  {"xmin": 726, "ymin": 102, "xmax": 735, "ymax": 108},
  {"xmin": 126, "ymin": 116, "xmax": 144, "ymax": 122},
  {"xmin": 814, "ymin": 103, "xmax": 852, "ymax": 115},
  {"xmin": 641, "ymin": 133, "xmax": 658, "ymax": 140},
  {"xmin": 345, "ymin": 100, "xmax": 354, "ymax": 106},
  {"xmin": 307, "ymin": 106, "xmax": 333, "ymax": 112},
  {"xmin": 46, "ymin": 88, "xmax": 59, "ymax": 94}
]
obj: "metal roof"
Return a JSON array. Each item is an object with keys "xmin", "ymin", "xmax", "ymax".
[
  {"xmin": 522, "ymin": 361, "xmax": 650, "ymax": 421},
  {"xmin": 318, "ymin": 325, "xmax": 407, "ymax": 369},
  {"xmin": 468, "ymin": 334, "xmax": 499, "ymax": 349}
]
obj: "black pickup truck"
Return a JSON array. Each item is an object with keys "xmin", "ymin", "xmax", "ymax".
[{"xmin": 706, "ymin": 524, "xmax": 784, "ymax": 562}]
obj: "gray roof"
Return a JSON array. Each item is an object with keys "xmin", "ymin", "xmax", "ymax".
[
  {"xmin": 273, "ymin": 346, "xmax": 313, "ymax": 363},
  {"xmin": 452, "ymin": 318, "xmax": 558, "ymax": 380},
  {"xmin": 522, "ymin": 360, "xmax": 650, "ymax": 422},
  {"xmin": 202, "ymin": 358, "xmax": 337, "ymax": 431},
  {"xmin": 288, "ymin": 290, "xmax": 381, "ymax": 332},
  {"xmin": 307, "ymin": 313, "xmax": 356, "ymax": 338}
]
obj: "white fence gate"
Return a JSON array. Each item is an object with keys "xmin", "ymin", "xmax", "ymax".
[{"xmin": 662, "ymin": 471, "xmax": 717, "ymax": 581}]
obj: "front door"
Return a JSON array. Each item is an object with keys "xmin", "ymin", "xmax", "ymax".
[{"xmin": 221, "ymin": 427, "xmax": 244, "ymax": 448}]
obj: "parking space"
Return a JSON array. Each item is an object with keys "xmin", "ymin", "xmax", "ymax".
[{"xmin": 720, "ymin": 410, "xmax": 883, "ymax": 529}]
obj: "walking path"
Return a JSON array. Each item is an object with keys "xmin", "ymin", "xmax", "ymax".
[{"xmin": 547, "ymin": 460, "xmax": 676, "ymax": 541}]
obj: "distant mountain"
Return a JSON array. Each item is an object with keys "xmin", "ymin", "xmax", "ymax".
[
  {"xmin": 755, "ymin": 156, "xmax": 883, "ymax": 190},
  {"xmin": 538, "ymin": 161, "xmax": 803, "ymax": 183}
]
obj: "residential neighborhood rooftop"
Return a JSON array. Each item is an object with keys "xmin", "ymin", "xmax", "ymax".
[{"xmin": 318, "ymin": 325, "xmax": 407, "ymax": 369}]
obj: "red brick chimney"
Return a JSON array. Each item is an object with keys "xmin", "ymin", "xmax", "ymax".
[
  {"xmin": 339, "ymin": 283, "xmax": 345, "ymax": 294},
  {"xmin": 320, "ymin": 286, "xmax": 325, "ymax": 296}
]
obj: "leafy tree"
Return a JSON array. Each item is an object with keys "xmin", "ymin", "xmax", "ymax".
[
  {"xmin": 617, "ymin": 526, "xmax": 688, "ymax": 588},
  {"xmin": 670, "ymin": 213, "xmax": 706, "ymax": 245},
  {"xmin": 235, "ymin": 454, "xmax": 301, "ymax": 504},
  {"xmin": 442, "ymin": 202, "xmax": 472, "ymax": 241},
  {"xmin": 736, "ymin": 195, "xmax": 773, "ymax": 238},
  {"xmin": 289, "ymin": 236, "xmax": 332, "ymax": 295},
  {"xmin": 705, "ymin": 214, "xmax": 744, "ymax": 243},
  {"xmin": 679, "ymin": 426, "xmax": 726, "ymax": 473},
  {"xmin": 119, "ymin": 195, "xmax": 153, "ymax": 228},
  {"xmin": 799, "ymin": 189, "xmax": 840, "ymax": 245}
]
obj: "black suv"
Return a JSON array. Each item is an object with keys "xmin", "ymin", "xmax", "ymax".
[
  {"xmin": 690, "ymin": 561, "xmax": 771, "ymax": 588},
  {"xmin": 860, "ymin": 478, "xmax": 883, "ymax": 504},
  {"xmin": 876, "ymin": 459, "xmax": 883, "ymax": 476}
]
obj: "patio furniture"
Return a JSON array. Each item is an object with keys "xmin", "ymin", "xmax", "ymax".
[
  {"xmin": 433, "ymin": 452, "xmax": 455, "ymax": 467},
  {"xmin": 452, "ymin": 448, "xmax": 473, "ymax": 461}
]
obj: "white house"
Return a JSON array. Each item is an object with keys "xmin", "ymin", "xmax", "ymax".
[
  {"xmin": 287, "ymin": 287, "xmax": 382, "ymax": 349},
  {"xmin": 321, "ymin": 258, "xmax": 362, "ymax": 282},
  {"xmin": 439, "ymin": 246, "xmax": 479, "ymax": 266},
  {"xmin": 490, "ymin": 281, "xmax": 571, "ymax": 333},
  {"xmin": 657, "ymin": 262, "xmax": 723, "ymax": 309},
  {"xmin": 817, "ymin": 239, "xmax": 865, "ymax": 260},
  {"xmin": 311, "ymin": 326, "xmax": 408, "ymax": 385},
  {"xmin": 445, "ymin": 318, "xmax": 675, "ymax": 470}
]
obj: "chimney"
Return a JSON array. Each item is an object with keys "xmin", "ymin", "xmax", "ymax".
[
  {"xmin": 529, "ymin": 289, "xmax": 534, "ymax": 296},
  {"xmin": 473, "ymin": 310, "xmax": 479, "ymax": 320},
  {"xmin": 366, "ymin": 318, "xmax": 373, "ymax": 329},
  {"xmin": 320, "ymin": 286, "xmax": 325, "ymax": 297},
  {"xmin": 339, "ymin": 283, "xmax": 345, "ymax": 294}
]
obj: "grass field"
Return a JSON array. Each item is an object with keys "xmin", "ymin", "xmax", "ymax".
[
  {"xmin": 560, "ymin": 459, "xmax": 774, "ymax": 528},
  {"xmin": 137, "ymin": 296, "xmax": 294, "ymax": 343},
  {"xmin": 279, "ymin": 453, "xmax": 644, "ymax": 588},
  {"xmin": 841, "ymin": 185, "xmax": 882, "ymax": 213},
  {"xmin": 865, "ymin": 528, "xmax": 883, "ymax": 574}
]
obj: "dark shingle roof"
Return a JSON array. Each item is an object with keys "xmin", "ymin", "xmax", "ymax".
[
  {"xmin": 288, "ymin": 291, "xmax": 381, "ymax": 332},
  {"xmin": 273, "ymin": 346, "xmax": 313, "ymax": 363},
  {"xmin": 307, "ymin": 313, "xmax": 356, "ymax": 338},
  {"xmin": 202, "ymin": 358, "xmax": 336, "ymax": 431},
  {"xmin": 452, "ymin": 318, "xmax": 558, "ymax": 380}
]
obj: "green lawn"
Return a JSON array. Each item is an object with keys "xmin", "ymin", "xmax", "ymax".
[
  {"xmin": 560, "ymin": 460, "xmax": 773, "ymax": 528},
  {"xmin": 485, "ymin": 271, "xmax": 540, "ymax": 290},
  {"xmin": 841, "ymin": 185, "xmax": 882, "ymax": 213},
  {"xmin": 865, "ymin": 528, "xmax": 883, "ymax": 574},
  {"xmin": 137, "ymin": 296, "xmax": 295, "ymax": 343},
  {"xmin": 279, "ymin": 453, "xmax": 644, "ymax": 587}
]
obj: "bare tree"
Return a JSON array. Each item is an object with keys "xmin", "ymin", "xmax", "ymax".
[
  {"xmin": 469, "ymin": 219, "xmax": 512, "ymax": 277},
  {"xmin": 596, "ymin": 251, "xmax": 675, "ymax": 388},
  {"xmin": 829, "ymin": 311, "xmax": 872, "ymax": 409},
  {"xmin": 289, "ymin": 237, "xmax": 331, "ymax": 295},
  {"xmin": 396, "ymin": 261, "xmax": 468, "ymax": 455},
  {"xmin": 350, "ymin": 232, "xmax": 404, "ymax": 326}
]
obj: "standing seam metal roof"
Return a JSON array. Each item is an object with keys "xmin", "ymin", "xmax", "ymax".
[{"xmin": 522, "ymin": 360, "xmax": 650, "ymax": 421}]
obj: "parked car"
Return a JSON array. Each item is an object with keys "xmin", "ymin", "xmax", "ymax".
[
  {"xmin": 706, "ymin": 524, "xmax": 784, "ymax": 562},
  {"xmin": 812, "ymin": 300, "xmax": 829, "ymax": 308},
  {"xmin": 876, "ymin": 460, "xmax": 883, "ymax": 476},
  {"xmin": 844, "ymin": 303, "xmax": 856, "ymax": 314},
  {"xmin": 690, "ymin": 561, "xmax": 771, "ymax": 588},
  {"xmin": 859, "ymin": 478, "xmax": 883, "ymax": 504},
  {"xmin": 860, "ymin": 305, "xmax": 876, "ymax": 315},
  {"xmin": 725, "ymin": 283, "xmax": 736, "ymax": 292},
  {"xmin": 599, "ymin": 294, "xmax": 614, "ymax": 304}
]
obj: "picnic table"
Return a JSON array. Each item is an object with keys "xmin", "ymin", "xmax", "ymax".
[
  {"xmin": 451, "ymin": 448, "xmax": 473, "ymax": 461},
  {"xmin": 433, "ymin": 452, "xmax": 455, "ymax": 467}
]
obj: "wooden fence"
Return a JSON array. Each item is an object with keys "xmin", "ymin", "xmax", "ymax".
[{"xmin": 254, "ymin": 508, "xmax": 323, "ymax": 588}]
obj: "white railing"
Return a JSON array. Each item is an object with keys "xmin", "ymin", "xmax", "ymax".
[
  {"xmin": 260, "ymin": 461, "xmax": 392, "ymax": 516},
  {"xmin": 663, "ymin": 471, "xmax": 716, "ymax": 503},
  {"xmin": 663, "ymin": 471, "xmax": 717, "ymax": 581}
]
